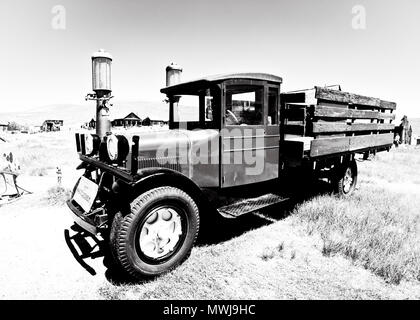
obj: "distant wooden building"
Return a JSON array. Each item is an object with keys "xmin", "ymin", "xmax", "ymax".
[
  {"xmin": 138, "ymin": 117, "xmax": 168, "ymax": 127},
  {"xmin": 112, "ymin": 113, "xmax": 142, "ymax": 128},
  {"xmin": 42, "ymin": 120, "xmax": 63, "ymax": 132},
  {"xmin": 150, "ymin": 119, "xmax": 168, "ymax": 126},
  {"xmin": 88, "ymin": 118, "xmax": 96, "ymax": 129},
  {"xmin": 142, "ymin": 117, "xmax": 151, "ymax": 126},
  {"xmin": 0, "ymin": 123, "xmax": 8, "ymax": 132}
]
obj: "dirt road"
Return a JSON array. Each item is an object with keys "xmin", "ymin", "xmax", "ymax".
[
  {"xmin": 0, "ymin": 173, "xmax": 418, "ymax": 299},
  {"xmin": 0, "ymin": 174, "xmax": 107, "ymax": 299}
]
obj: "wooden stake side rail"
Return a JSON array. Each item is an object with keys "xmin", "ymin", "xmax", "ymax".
[
  {"xmin": 280, "ymin": 86, "xmax": 397, "ymax": 159},
  {"xmin": 310, "ymin": 133, "xmax": 394, "ymax": 157},
  {"xmin": 312, "ymin": 122, "xmax": 395, "ymax": 134},
  {"xmin": 315, "ymin": 87, "xmax": 397, "ymax": 110},
  {"xmin": 314, "ymin": 105, "xmax": 396, "ymax": 120}
]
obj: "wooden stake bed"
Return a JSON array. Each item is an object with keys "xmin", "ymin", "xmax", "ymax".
[{"xmin": 281, "ymin": 86, "xmax": 396, "ymax": 159}]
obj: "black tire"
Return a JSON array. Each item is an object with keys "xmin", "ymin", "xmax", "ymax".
[
  {"xmin": 109, "ymin": 186, "xmax": 199, "ymax": 279},
  {"xmin": 332, "ymin": 160, "xmax": 358, "ymax": 196}
]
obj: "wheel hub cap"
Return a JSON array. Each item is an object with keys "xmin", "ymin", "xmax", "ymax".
[{"xmin": 139, "ymin": 207, "xmax": 183, "ymax": 260}]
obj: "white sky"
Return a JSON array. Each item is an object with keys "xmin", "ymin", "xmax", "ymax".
[{"xmin": 1, "ymin": 0, "xmax": 419, "ymax": 117}]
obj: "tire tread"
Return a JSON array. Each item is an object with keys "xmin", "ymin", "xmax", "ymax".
[{"xmin": 110, "ymin": 186, "xmax": 199, "ymax": 279}]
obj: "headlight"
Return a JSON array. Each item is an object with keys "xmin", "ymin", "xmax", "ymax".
[
  {"xmin": 106, "ymin": 134, "xmax": 129, "ymax": 162},
  {"xmin": 84, "ymin": 134, "xmax": 100, "ymax": 156}
]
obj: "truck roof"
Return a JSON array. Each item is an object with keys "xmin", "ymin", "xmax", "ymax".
[{"xmin": 161, "ymin": 73, "xmax": 283, "ymax": 95}]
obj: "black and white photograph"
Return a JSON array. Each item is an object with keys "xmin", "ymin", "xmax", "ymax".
[{"xmin": 0, "ymin": 0, "xmax": 419, "ymax": 305}]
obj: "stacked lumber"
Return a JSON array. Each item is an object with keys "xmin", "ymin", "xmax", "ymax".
[{"xmin": 281, "ymin": 87, "xmax": 396, "ymax": 158}]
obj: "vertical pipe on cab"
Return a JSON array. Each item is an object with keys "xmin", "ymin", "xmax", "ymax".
[
  {"xmin": 166, "ymin": 62, "xmax": 183, "ymax": 87},
  {"xmin": 165, "ymin": 63, "xmax": 182, "ymax": 127}
]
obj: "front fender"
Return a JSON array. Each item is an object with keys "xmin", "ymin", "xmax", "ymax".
[{"xmin": 115, "ymin": 168, "xmax": 206, "ymax": 207}]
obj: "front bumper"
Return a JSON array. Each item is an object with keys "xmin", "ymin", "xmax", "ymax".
[{"xmin": 66, "ymin": 200, "xmax": 97, "ymax": 235}]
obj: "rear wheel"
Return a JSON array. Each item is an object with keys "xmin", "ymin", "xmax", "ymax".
[
  {"xmin": 109, "ymin": 186, "xmax": 199, "ymax": 279},
  {"xmin": 332, "ymin": 160, "xmax": 358, "ymax": 196}
]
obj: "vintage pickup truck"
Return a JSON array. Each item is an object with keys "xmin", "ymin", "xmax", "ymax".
[{"xmin": 67, "ymin": 71, "xmax": 396, "ymax": 279}]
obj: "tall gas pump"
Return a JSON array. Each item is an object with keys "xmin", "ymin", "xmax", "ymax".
[{"xmin": 86, "ymin": 49, "xmax": 113, "ymax": 139}]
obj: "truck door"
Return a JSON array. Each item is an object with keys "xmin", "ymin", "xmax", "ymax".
[{"xmin": 220, "ymin": 80, "xmax": 280, "ymax": 188}]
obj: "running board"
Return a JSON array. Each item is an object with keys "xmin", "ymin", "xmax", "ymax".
[{"xmin": 217, "ymin": 193, "xmax": 289, "ymax": 218}]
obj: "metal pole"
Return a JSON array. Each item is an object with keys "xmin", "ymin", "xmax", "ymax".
[{"xmin": 95, "ymin": 92, "xmax": 111, "ymax": 139}]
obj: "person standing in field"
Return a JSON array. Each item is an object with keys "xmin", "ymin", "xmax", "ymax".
[
  {"xmin": 407, "ymin": 125, "xmax": 412, "ymax": 145},
  {"xmin": 56, "ymin": 167, "xmax": 62, "ymax": 185},
  {"xmin": 399, "ymin": 115, "xmax": 411, "ymax": 145}
]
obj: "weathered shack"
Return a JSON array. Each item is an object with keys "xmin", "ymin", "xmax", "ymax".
[
  {"xmin": 111, "ymin": 112, "xmax": 142, "ymax": 127},
  {"xmin": 0, "ymin": 123, "xmax": 8, "ymax": 132},
  {"xmin": 42, "ymin": 120, "xmax": 64, "ymax": 132},
  {"xmin": 88, "ymin": 118, "xmax": 96, "ymax": 129}
]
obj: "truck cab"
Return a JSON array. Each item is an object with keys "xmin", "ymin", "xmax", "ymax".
[{"xmin": 160, "ymin": 73, "xmax": 282, "ymax": 188}]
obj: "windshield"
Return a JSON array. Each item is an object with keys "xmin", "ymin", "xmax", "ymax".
[{"xmin": 170, "ymin": 87, "xmax": 219, "ymax": 129}]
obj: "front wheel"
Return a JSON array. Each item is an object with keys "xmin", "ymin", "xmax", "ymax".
[
  {"xmin": 332, "ymin": 160, "xmax": 358, "ymax": 196},
  {"xmin": 109, "ymin": 186, "xmax": 200, "ymax": 279}
]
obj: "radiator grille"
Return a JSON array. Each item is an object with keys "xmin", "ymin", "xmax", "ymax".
[{"xmin": 137, "ymin": 157, "xmax": 182, "ymax": 172}]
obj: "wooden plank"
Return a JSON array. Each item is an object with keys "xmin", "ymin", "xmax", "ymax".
[
  {"xmin": 312, "ymin": 122, "xmax": 396, "ymax": 133},
  {"xmin": 315, "ymin": 87, "xmax": 380, "ymax": 107},
  {"xmin": 310, "ymin": 137, "xmax": 350, "ymax": 157},
  {"xmin": 349, "ymin": 133, "xmax": 394, "ymax": 151},
  {"xmin": 350, "ymin": 123, "xmax": 395, "ymax": 131},
  {"xmin": 314, "ymin": 105, "xmax": 379, "ymax": 119},
  {"xmin": 377, "ymin": 123, "xmax": 396, "ymax": 131},
  {"xmin": 351, "ymin": 110, "xmax": 379, "ymax": 119},
  {"xmin": 314, "ymin": 106, "xmax": 349, "ymax": 118},
  {"xmin": 310, "ymin": 133, "xmax": 393, "ymax": 157},
  {"xmin": 350, "ymin": 123, "xmax": 377, "ymax": 131},
  {"xmin": 312, "ymin": 122, "xmax": 348, "ymax": 133},
  {"xmin": 380, "ymin": 100, "xmax": 397, "ymax": 110},
  {"xmin": 378, "ymin": 112, "xmax": 396, "ymax": 120},
  {"xmin": 316, "ymin": 101, "xmax": 348, "ymax": 109}
]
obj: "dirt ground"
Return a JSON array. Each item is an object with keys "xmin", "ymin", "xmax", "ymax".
[
  {"xmin": 0, "ymin": 134, "xmax": 419, "ymax": 299},
  {"xmin": 0, "ymin": 172, "xmax": 419, "ymax": 299},
  {"xmin": 0, "ymin": 174, "xmax": 106, "ymax": 299}
]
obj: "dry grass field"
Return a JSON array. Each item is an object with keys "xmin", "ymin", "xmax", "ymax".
[
  {"xmin": 0, "ymin": 132, "xmax": 419, "ymax": 299},
  {"xmin": 3, "ymin": 131, "xmax": 79, "ymax": 178}
]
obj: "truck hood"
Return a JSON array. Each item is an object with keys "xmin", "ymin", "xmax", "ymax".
[{"xmin": 120, "ymin": 128, "xmax": 219, "ymax": 166}]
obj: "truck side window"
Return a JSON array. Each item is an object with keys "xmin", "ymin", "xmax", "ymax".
[
  {"xmin": 173, "ymin": 95, "xmax": 200, "ymax": 122},
  {"xmin": 226, "ymin": 85, "xmax": 264, "ymax": 126},
  {"xmin": 268, "ymin": 87, "xmax": 279, "ymax": 125}
]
